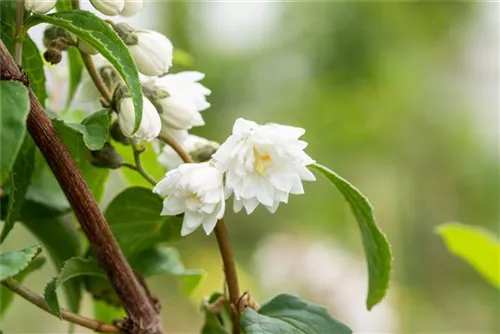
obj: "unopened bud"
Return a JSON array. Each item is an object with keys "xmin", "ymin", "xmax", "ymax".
[
  {"xmin": 43, "ymin": 26, "xmax": 70, "ymax": 48},
  {"xmin": 110, "ymin": 121, "xmax": 130, "ymax": 145},
  {"xmin": 90, "ymin": 142, "xmax": 123, "ymax": 169}
]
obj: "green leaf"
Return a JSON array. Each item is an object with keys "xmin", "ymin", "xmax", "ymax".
[
  {"xmin": 53, "ymin": 119, "xmax": 110, "ymax": 201},
  {"xmin": 115, "ymin": 142, "xmax": 165, "ymax": 188},
  {"xmin": 56, "ymin": 0, "xmax": 72, "ymax": 11},
  {"xmin": 66, "ymin": 47, "xmax": 83, "ymax": 108},
  {"xmin": 0, "ymin": 244, "xmax": 42, "ymax": 280},
  {"xmin": 25, "ymin": 10, "xmax": 143, "ymax": 131},
  {"xmin": 66, "ymin": 109, "xmax": 110, "ymax": 150},
  {"xmin": 0, "ymin": 257, "xmax": 46, "ymax": 316},
  {"xmin": 436, "ymin": 223, "xmax": 500, "ymax": 288},
  {"xmin": 240, "ymin": 294, "xmax": 352, "ymax": 334},
  {"xmin": 93, "ymin": 300, "xmax": 126, "ymax": 324},
  {"xmin": 23, "ymin": 35, "xmax": 48, "ymax": 105},
  {"xmin": 105, "ymin": 187, "xmax": 182, "ymax": 256},
  {"xmin": 131, "ymin": 247, "xmax": 204, "ymax": 294},
  {"xmin": 0, "ymin": 136, "xmax": 35, "ymax": 244},
  {"xmin": 44, "ymin": 257, "xmax": 105, "ymax": 316},
  {"xmin": 0, "ymin": 81, "xmax": 30, "ymax": 185},
  {"xmin": 309, "ymin": 163, "xmax": 392, "ymax": 310},
  {"xmin": 201, "ymin": 292, "xmax": 232, "ymax": 334},
  {"xmin": 20, "ymin": 207, "xmax": 82, "ymax": 312}
]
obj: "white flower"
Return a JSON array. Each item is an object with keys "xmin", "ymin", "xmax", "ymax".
[
  {"xmin": 128, "ymin": 30, "xmax": 173, "ymax": 76},
  {"xmin": 153, "ymin": 162, "xmax": 225, "ymax": 236},
  {"xmin": 158, "ymin": 135, "xmax": 219, "ymax": 170},
  {"xmin": 143, "ymin": 71, "xmax": 210, "ymax": 132},
  {"xmin": 25, "ymin": 0, "xmax": 56, "ymax": 13},
  {"xmin": 212, "ymin": 118, "xmax": 316, "ymax": 214},
  {"xmin": 120, "ymin": 0, "xmax": 143, "ymax": 16},
  {"xmin": 90, "ymin": 0, "xmax": 124, "ymax": 16},
  {"xmin": 117, "ymin": 95, "xmax": 161, "ymax": 142}
]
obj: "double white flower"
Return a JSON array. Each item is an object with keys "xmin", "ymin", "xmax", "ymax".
[
  {"xmin": 142, "ymin": 71, "xmax": 210, "ymax": 137},
  {"xmin": 212, "ymin": 118, "xmax": 316, "ymax": 214},
  {"xmin": 153, "ymin": 162, "xmax": 225, "ymax": 236}
]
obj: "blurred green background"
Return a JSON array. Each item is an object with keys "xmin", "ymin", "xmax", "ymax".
[{"xmin": 2, "ymin": 1, "xmax": 499, "ymax": 333}]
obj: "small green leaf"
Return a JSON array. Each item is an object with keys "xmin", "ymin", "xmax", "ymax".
[
  {"xmin": 0, "ymin": 81, "xmax": 30, "ymax": 185},
  {"xmin": 240, "ymin": 294, "xmax": 352, "ymax": 334},
  {"xmin": 53, "ymin": 119, "xmax": 110, "ymax": 201},
  {"xmin": 66, "ymin": 109, "xmax": 110, "ymax": 150},
  {"xmin": 436, "ymin": 223, "xmax": 500, "ymax": 288},
  {"xmin": 0, "ymin": 257, "xmax": 46, "ymax": 316},
  {"xmin": 201, "ymin": 292, "xmax": 232, "ymax": 334},
  {"xmin": 44, "ymin": 257, "xmax": 106, "ymax": 317},
  {"xmin": 105, "ymin": 187, "xmax": 182, "ymax": 256},
  {"xmin": 0, "ymin": 244, "xmax": 42, "ymax": 280},
  {"xmin": 56, "ymin": 0, "xmax": 72, "ymax": 11},
  {"xmin": 23, "ymin": 35, "xmax": 48, "ymax": 104},
  {"xmin": 93, "ymin": 300, "xmax": 126, "ymax": 324},
  {"xmin": 310, "ymin": 163, "xmax": 392, "ymax": 310},
  {"xmin": 131, "ymin": 247, "xmax": 204, "ymax": 294},
  {"xmin": 0, "ymin": 136, "xmax": 35, "ymax": 244},
  {"xmin": 25, "ymin": 11, "xmax": 143, "ymax": 131},
  {"xmin": 66, "ymin": 47, "xmax": 83, "ymax": 107}
]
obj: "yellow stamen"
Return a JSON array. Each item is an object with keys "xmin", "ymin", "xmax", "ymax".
[{"xmin": 253, "ymin": 147, "xmax": 272, "ymax": 177}]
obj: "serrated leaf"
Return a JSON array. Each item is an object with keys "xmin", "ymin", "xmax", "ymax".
[
  {"xmin": 25, "ymin": 10, "xmax": 143, "ymax": 131},
  {"xmin": 310, "ymin": 163, "xmax": 392, "ymax": 310},
  {"xmin": 0, "ymin": 257, "xmax": 46, "ymax": 316},
  {"xmin": 115, "ymin": 142, "xmax": 165, "ymax": 188},
  {"xmin": 0, "ymin": 245, "xmax": 42, "ymax": 280},
  {"xmin": 131, "ymin": 247, "xmax": 204, "ymax": 294},
  {"xmin": 66, "ymin": 47, "xmax": 83, "ymax": 108},
  {"xmin": 436, "ymin": 223, "xmax": 500, "ymax": 288},
  {"xmin": 66, "ymin": 109, "xmax": 110, "ymax": 150},
  {"xmin": 240, "ymin": 294, "xmax": 352, "ymax": 334},
  {"xmin": 0, "ymin": 81, "xmax": 30, "ymax": 185},
  {"xmin": 105, "ymin": 187, "xmax": 182, "ymax": 256},
  {"xmin": 93, "ymin": 300, "xmax": 126, "ymax": 324},
  {"xmin": 0, "ymin": 136, "xmax": 35, "ymax": 244},
  {"xmin": 44, "ymin": 257, "xmax": 106, "ymax": 317}
]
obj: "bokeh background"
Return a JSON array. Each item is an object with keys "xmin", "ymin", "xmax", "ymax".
[{"xmin": 2, "ymin": 1, "xmax": 499, "ymax": 333}]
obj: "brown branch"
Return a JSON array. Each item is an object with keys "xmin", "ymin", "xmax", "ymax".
[
  {"xmin": 0, "ymin": 41, "xmax": 163, "ymax": 334},
  {"xmin": 157, "ymin": 133, "xmax": 241, "ymax": 334},
  {"xmin": 2, "ymin": 278, "xmax": 119, "ymax": 333},
  {"xmin": 81, "ymin": 52, "xmax": 112, "ymax": 103}
]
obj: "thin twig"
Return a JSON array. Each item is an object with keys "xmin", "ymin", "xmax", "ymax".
[
  {"xmin": 2, "ymin": 279, "xmax": 119, "ymax": 333},
  {"xmin": 14, "ymin": 0, "xmax": 25, "ymax": 65},
  {"xmin": 157, "ymin": 133, "xmax": 193, "ymax": 164},
  {"xmin": 157, "ymin": 133, "xmax": 241, "ymax": 334},
  {"xmin": 81, "ymin": 53, "xmax": 112, "ymax": 103},
  {"xmin": 129, "ymin": 140, "xmax": 158, "ymax": 186}
]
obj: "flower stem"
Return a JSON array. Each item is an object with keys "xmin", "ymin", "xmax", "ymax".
[
  {"xmin": 128, "ymin": 140, "xmax": 158, "ymax": 186},
  {"xmin": 2, "ymin": 278, "xmax": 119, "ymax": 333},
  {"xmin": 157, "ymin": 133, "xmax": 193, "ymax": 164},
  {"xmin": 81, "ymin": 53, "xmax": 112, "ymax": 103},
  {"xmin": 214, "ymin": 219, "xmax": 241, "ymax": 334},
  {"xmin": 14, "ymin": 0, "xmax": 25, "ymax": 65},
  {"xmin": 157, "ymin": 133, "xmax": 241, "ymax": 334}
]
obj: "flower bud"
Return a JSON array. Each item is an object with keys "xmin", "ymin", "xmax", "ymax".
[
  {"xmin": 115, "ymin": 86, "xmax": 161, "ymax": 142},
  {"xmin": 114, "ymin": 23, "xmax": 173, "ymax": 76},
  {"xmin": 25, "ymin": 0, "xmax": 56, "ymax": 13},
  {"xmin": 43, "ymin": 26, "xmax": 70, "ymax": 48},
  {"xmin": 110, "ymin": 121, "xmax": 130, "ymax": 145},
  {"xmin": 90, "ymin": 0, "xmax": 124, "ymax": 16},
  {"xmin": 120, "ymin": 0, "xmax": 144, "ymax": 17},
  {"xmin": 44, "ymin": 39, "xmax": 67, "ymax": 64},
  {"xmin": 90, "ymin": 142, "xmax": 123, "ymax": 169}
]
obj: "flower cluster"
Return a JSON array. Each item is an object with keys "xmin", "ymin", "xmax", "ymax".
[{"xmin": 154, "ymin": 118, "xmax": 316, "ymax": 236}]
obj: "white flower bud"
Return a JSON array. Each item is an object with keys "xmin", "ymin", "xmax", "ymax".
[
  {"xmin": 117, "ymin": 95, "xmax": 161, "ymax": 142},
  {"xmin": 128, "ymin": 30, "xmax": 173, "ymax": 76},
  {"xmin": 212, "ymin": 118, "xmax": 316, "ymax": 214},
  {"xmin": 153, "ymin": 162, "xmax": 225, "ymax": 236},
  {"xmin": 120, "ymin": 0, "xmax": 143, "ymax": 16},
  {"xmin": 25, "ymin": 0, "xmax": 56, "ymax": 13},
  {"xmin": 90, "ymin": 0, "xmax": 124, "ymax": 16}
]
